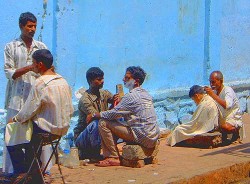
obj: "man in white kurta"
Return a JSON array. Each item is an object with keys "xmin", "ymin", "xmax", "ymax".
[
  {"xmin": 3, "ymin": 12, "xmax": 48, "ymax": 174},
  {"xmin": 6, "ymin": 49, "xmax": 73, "ymax": 175},
  {"xmin": 204, "ymin": 71, "xmax": 244, "ymax": 142},
  {"xmin": 167, "ymin": 85, "xmax": 220, "ymax": 147},
  {"xmin": 218, "ymin": 86, "xmax": 242, "ymax": 127}
]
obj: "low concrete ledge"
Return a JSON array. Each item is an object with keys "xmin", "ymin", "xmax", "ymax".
[
  {"xmin": 173, "ymin": 161, "xmax": 250, "ymax": 184},
  {"xmin": 151, "ymin": 81, "xmax": 250, "ymax": 129},
  {"xmin": 151, "ymin": 79, "xmax": 250, "ymax": 100}
]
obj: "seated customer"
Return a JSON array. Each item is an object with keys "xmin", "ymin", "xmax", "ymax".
[
  {"xmin": 167, "ymin": 85, "xmax": 220, "ymax": 147},
  {"xmin": 6, "ymin": 49, "xmax": 73, "ymax": 178},
  {"xmin": 74, "ymin": 67, "xmax": 118, "ymax": 160},
  {"xmin": 204, "ymin": 71, "xmax": 244, "ymax": 142},
  {"xmin": 87, "ymin": 66, "xmax": 160, "ymax": 167}
]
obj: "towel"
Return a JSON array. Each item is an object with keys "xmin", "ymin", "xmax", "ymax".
[{"xmin": 5, "ymin": 120, "xmax": 33, "ymax": 146}]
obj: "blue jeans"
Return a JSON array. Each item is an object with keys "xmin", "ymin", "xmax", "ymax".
[{"xmin": 75, "ymin": 120, "xmax": 101, "ymax": 159}]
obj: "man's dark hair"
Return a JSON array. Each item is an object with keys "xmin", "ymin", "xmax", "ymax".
[
  {"xmin": 19, "ymin": 12, "xmax": 37, "ymax": 26},
  {"xmin": 210, "ymin": 71, "xmax": 223, "ymax": 81},
  {"xmin": 189, "ymin": 85, "xmax": 205, "ymax": 98},
  {"xmin": 126, "ymin": 66, "xmax": 146, "ymax": 85},
  {"xmin": 32, "ymin": 49, "xmax": 53, "ymax": 69},
  {"xmin": 86, "ymin": 67, "xmax": 104, "ymax": 85}
]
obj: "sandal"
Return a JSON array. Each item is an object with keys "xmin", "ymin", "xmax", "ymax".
[
  {"xmin": 44, "ymin": 173, "xmax": 52, "ymax": 184},
  {"xmin": 95, "ymin": 158, "xmax": 120, "ymax": 167}
]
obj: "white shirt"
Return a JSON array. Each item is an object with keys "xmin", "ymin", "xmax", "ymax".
[
  {"xmin": 15, "ymin": 74, "xmax": 74, "ymax": 136},
  {"xmin": 219, "ymin": 86, "xmax": 242, "ymax": 127},
  {"xmin": 4, "ymin": 37, "xmax": 47, "ymax": 110}
]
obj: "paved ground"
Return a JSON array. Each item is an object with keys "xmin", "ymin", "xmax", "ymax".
[{"xmin": 49, "ymin": 114, "xmax": 250, "ymax": 184}]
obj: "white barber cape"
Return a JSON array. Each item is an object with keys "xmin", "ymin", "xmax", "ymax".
[{"xmin": 167, "ymin": 95, "xmax": 220, "ymax": 146}]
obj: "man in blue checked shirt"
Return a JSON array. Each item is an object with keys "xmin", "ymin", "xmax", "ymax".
[{"xmin": 86, "ymin": 66, "xmax": 160, "ymax": 167}]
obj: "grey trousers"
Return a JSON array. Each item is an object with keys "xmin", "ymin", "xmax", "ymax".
[{"xmin": 98, "ymin": 119, "xmax": 135, "ymax": 158}]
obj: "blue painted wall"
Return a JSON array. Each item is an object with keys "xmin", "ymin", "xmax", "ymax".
[
  {"xmin": 73, "ymin": 0, "xmax": 206, "ymax": 93},
  {"xmin": 0, "ymin": 0, "xmax": 250, "ymax": 112}
]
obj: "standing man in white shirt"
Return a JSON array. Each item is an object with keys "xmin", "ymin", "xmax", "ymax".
[
  {"xmin": 3, "ymin": 12, "xmax": 48, "ymax": 174},
  {"xmin": 7, "ymin": 49, "xmax": 73, "ymax": 179}
]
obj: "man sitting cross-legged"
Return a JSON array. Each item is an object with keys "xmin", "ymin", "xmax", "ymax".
[
  {"xmin": 167, "ymin": 85, "xmax": 220, "ymax": 147},
  {"xmin": 6, "ymin": 49, "xmax": 73, "ymax": 181}
]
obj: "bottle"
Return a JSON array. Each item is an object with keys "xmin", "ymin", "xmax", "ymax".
[
  {"xmin": 68, "ymin": 147, "xmax": 80, "ymax": 168},
  {"xmin": 62, "ymin": 138, "xmax": 71, "ymax": 167}
]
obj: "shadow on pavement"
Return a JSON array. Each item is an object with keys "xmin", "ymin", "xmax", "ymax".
[{"xmin": 200, "ymin": 142, "xmax": 250, "ymax": 158}]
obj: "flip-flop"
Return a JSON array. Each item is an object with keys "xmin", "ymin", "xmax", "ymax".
[
  {"xmin": 95, "ymin": 159, "xmax": 120, "ymax": 167},
  {"xmin": 44, "ymin": 173, "xmax": 52, "ymax": 184}
]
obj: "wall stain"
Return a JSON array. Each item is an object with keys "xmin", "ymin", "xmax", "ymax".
[
  {"xmin": 178, "ymin": 0, "xmax": 200, "ymax": 34},
  {"xmin": 38, "ymin": 0, "xmax": 48, "ymax": 41}
]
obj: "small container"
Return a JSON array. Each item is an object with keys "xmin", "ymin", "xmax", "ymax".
[
  {"xmin": 62, "ymin": 147, "xmax": 80, "ymax": 168},
  {"xmin": 68, "ymin": 147, "xmax": 80, "ymax": 168},
  {"xmin": 62, "ymin": 149, "xmax": 71, "ymax": 167}
]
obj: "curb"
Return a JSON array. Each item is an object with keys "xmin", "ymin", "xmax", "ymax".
[{"xmin": 172, "ymin": 161, "xmax": 250, "ymax": 184}]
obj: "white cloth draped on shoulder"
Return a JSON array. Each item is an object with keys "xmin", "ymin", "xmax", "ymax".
[{"xmin": 167, "ymin": 95, "xmax": 220, "ymax": 147}]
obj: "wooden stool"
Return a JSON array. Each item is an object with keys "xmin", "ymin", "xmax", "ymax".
[{"xmin": 121, "ymin": 140, "xmax": 160, "ymax": 168}]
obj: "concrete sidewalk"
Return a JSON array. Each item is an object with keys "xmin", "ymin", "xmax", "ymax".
[{"xmin": 51, "ymin": 114, "xmax": 250, "ymax": 184}]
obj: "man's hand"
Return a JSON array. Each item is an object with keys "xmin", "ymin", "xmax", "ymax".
[
  {"xmin": 113, "ymin": 94, "xmax": 121, "ymax": 106},
  {"xmin": 204, "ymin": 86, "xmax": 215, "ymax": 97},
  {"xmin": 86, "ymin": 113, "xmax": 101, "ymax": 124},
  {"xmin": 29, "ymin": 63, "xmax": 37, "ymax": 72},
  {"xmin": 12, "ymin": 64, "xmax": 36, "ymax": 80},
  {"xmin": 86, "ymin": 114, "xmax": 93, "ymax": 124},
  {"xmin": 204, "ymin": 86, "xmax": 226, "ymax": 109},
  {"xmin": 8, "ymin": 117, "xmax": 14, "ymax": 124}
]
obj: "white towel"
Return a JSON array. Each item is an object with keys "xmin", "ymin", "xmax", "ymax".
[{"xmin": 5, "ymin": 120, "xmax": 33, "ymax": 146}]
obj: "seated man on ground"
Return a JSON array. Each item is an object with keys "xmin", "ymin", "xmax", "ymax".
[
  {"xmin": 74, "ymin": 67, "xmax": 118, "ymax": 161},
  {"xmin": 204, "ymin": 71, "xmax": 244, "ymax": 143},
  {"xmin": 86, "ymin": 66, "xmax": 160, "ymax": 167},
  {"xmin": 6, "ymin": 49, "xmax": 73, "ymax": 180},
  {"xmin": 167, "ymin": 85, "xmax": 220, "ymax": 147}
]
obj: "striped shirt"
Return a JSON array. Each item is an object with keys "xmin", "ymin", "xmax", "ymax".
[
  {"xmin": 4, "ymin": 37, "xmax": 47, "ymax": 110},
  {"xmin": 101, "ymin": 87, "xmax": 160, "ymax": 148}
]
